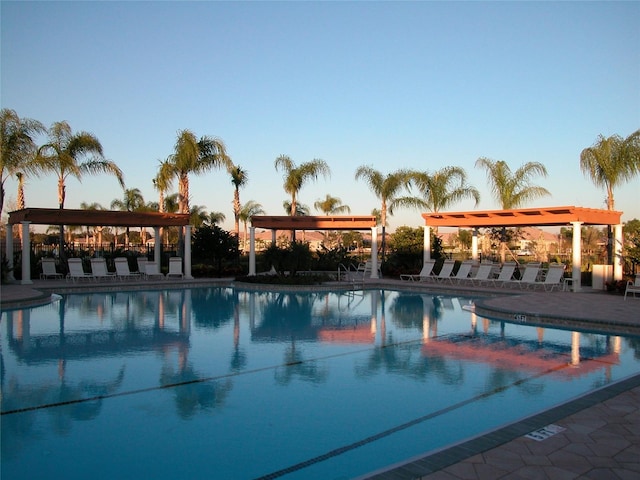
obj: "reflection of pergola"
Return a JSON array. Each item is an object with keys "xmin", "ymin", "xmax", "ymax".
[
  {"xmin": 249, "ymin": 215, "xmax": 378, "ymax": 276},
  {"xmin": 7, "ymin": 208, "xmax": 192, "ymax": 284},
  {"xmin": 421, "ymin": 206, "xmax": 623, "ymax": 292}
]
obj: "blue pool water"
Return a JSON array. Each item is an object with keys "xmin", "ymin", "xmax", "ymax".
[{"xmin": 2, "ymin": 287, "xmax": 640, "ymax": 479}]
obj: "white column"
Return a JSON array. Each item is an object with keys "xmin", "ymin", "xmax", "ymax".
[
  {"xmin": 613, "ymin": 224, "xmax": 623, "ymax": 281},
  {"xmin": 571, "ymin": 221, "xmax": 582, "ymax": 292},
  {"xmin": 153, "ymin": 227, "xmax": 161, "ymax": 266},
  {"xmin": 184, "ymin": 225, "xmax": 193, "ymax": 279},
  {"xmin": 370, "ymin": 226, "xmax": 378, "ymax": 278},
  {"xmin": 472, "ymin": 228, "xmax": 479, "ymax": 263},
  {"xmin": 21, "ymin": 221, "xmax": 32, "ymax": 285},
  {"xmin": 5, "ymin": 223, "xmax": 15, "ymax": 281},
  {"xmin": 423, "ymin": 225, "xmax": 431, "ymax": 263},
  {"xmin": 249, "ymin": 226, "xmax": 256, "ymax": 276}
]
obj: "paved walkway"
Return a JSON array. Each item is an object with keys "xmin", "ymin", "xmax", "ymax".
[{"xmin": 2, "ymin": 277, "xmax": 639, "ymax": 479}]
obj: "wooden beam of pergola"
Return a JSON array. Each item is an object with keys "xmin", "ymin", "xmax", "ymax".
[
  {"xmin": 422, "ymin": 206, "xmax": 622, "ymax": 228},
  {"xmin": 251, "ymin": 215, "xmax": 377, "ymax": 230},
  {"xmin": 8, "ymin": 208, "xmax": 191, "ymax": 228}
]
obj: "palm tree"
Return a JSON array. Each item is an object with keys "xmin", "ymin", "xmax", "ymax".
[
  {"xmin": 229, "ymin": 164, "xmax": 248, "ymax": 237},
  {"xmin": 474, "ymin": 158, "xmax": 549, "ymax": 209},
  {"xmin": 579, "ymin": 130, "xmax": 640, "ymax": 211},
  {"xmin": 314, "ymin": 194, "xmax": 351, "ymax": 215},
  {"xmin": 80, "ymin": 201, "xmax": 104, "ymax": 247},
  {"xmin": 1, "ymin": 108, "xmax": 45, "ymax": 214},
  {"xmin": 239, "ymin": 200, "xmax": 265, "ymax": 251},
  {"xmin": 274, "ymin": 155, "xmax": 330, "ymax": 217},
  {"xmin": 15, "ymin": 172, "xmax": 26, "ymax": 242},
  {"xmin": 207, "ymin": 211, "xmax": 226, "ymax": 226},
  {"xmin": 354, "ymin": 166, "xmax": 419, "ymax": 261},
  {"xmin": 580, "ymin": 130, "xmax": 640, "ymax": 262},
  {"xmin": 475, "ymin": 158, "xmax": 550, "ymax": 261},
  {"xmin": 161, "ymin": 129, "xmax": 231, "ymax": 215},
  {"xmin": 411, "ymin": 166, "xmax": 480, "ymax": 213},
  {"xmin": 153, "ymin": 158, "xmax": 174, "ymax": 214},
  {"xmin": 111, "ymin": 188, "xmax": 145, "ymax": 245},
  {"xmin": 189, "ymin": 204, "xmax": 210, "ymax": 229}
]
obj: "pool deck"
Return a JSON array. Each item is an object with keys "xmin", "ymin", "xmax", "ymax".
[{"xmin": 2, "ymin": 277, "xmax": 639, "ymax": 480}]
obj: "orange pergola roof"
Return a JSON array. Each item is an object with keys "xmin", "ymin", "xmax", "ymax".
[
  {"xmin": 251, "ymin": 215, "xmax": 377, "ymax": 230},
  {"xmin": 422, "ymin": 206, "xmax": 622, "ymax": 228},
  {"xmin": 8, "ymin": 208, "xmax": 191, "ymax": 227}
]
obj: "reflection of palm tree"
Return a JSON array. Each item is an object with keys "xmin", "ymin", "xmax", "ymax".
[
  {"xmin": 274, "ymin": 340, "xmax": 328, "ymax": 385},
  {"xmin": 190, "ymin": 288, "xmax": 235, "ymax": 328},
  {"xmin": 230, "ymin": 291, "xmax": 247, "ymax": 372}
]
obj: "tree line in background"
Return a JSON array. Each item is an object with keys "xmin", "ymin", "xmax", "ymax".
[{"xmin": 1, "ymin": 108, "xmax": 639, "ymax": 278}]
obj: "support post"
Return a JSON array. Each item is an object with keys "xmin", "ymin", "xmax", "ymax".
[
  {"xmin": 153, "ymin": 227, "xmax": 161, "ymax": 266},
  {"xmin": 249, "ymin": 226, "xmax": 256, "ymax": 276},
  {"xmin": 5, "ymin": 223, "xmax": 15, "ymax": 281},
  {"xmin": 472, "ymin": 228, "xmax": 479, "ymax": 263},
  {"xmin": 370, "ymin": 226, "xmax": 379, "ymax": 278},
  {"xmin": 21, "ymin": 221, "xmax": 32, "ymax": 285},
  {"xmin": 423, "ymin": 225, "xmax": 431, "ymax": 263},
  {"xmin": 184, "ymin": 225, "xmax": 193, "ymax": 279},
  {"xmin": 571, "ymin": 221, "xmax": 582, "ymax": 292},
  {"xmin": 613, "ymin": 224, "xmax": 623, "ymax": 281}
]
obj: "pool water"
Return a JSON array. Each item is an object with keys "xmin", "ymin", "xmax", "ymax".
[{"xmin": 2, "ymin": 287, "xmax": 639, "ymax": 479}]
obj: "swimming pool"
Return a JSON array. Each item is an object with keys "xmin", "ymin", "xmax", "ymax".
[{"xmin": 2, "ymin": 286, "xmax": 639, "ymax": 479}]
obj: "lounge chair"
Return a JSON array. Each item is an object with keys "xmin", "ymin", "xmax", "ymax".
[
  {"xmin": 465, "ymin": 263, "xmax": 495, "ymax": 286},
  {"xmin": 431, "ymin": 260, "xmax": 455, "ymax": 283},
  {"xmin": 136, "ymin": 257, "xmax": 148, "ymax": 278},
  {"xmin": 533, "ymin": 264, "xmax": 566, "ymax": 291},
  {"xmin": 448, "ymin": 260, "xmax": 474, "ymax": 285},
  {"xmin": 491, "ymin": 262, "xmax": 517, "ymax": 287},
  {"xmin": 90, "ymin": 258, "xmax": 116, "ymax": 282},
  {"xmin": 505, "ymin": 262, "xmax": 541, "ymax": 289},
  {"xmin": 67, "ymin": 258, "xmax": 94, "ymax": 282},
  {"xmin": 145, "ymin": 261, "xmax": 165, "ymax": 280},
  {"xmin": 114, "ymin": 257, "xmax": 141, "ymax": 280},
  {"xmin": 40, "ymin": 258, "xmax": 64, "ymax": 280},
  {"xmin": 400, "ymin": 260, "xmax": 435, "ymax": 281},
  {"xmin": 624, "ymin": 274, "xmax": 640, "ymax": 300},
  {"xmin": 167, "ymin": 257, "xmax": 184, "ymax": 279}
]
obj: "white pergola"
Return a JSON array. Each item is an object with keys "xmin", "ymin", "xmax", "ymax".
[
  {"xmin": 421, "ymin": 206, "xmax": 624, "ymax": 292},
  {"xmin": 6, "ymin": 208, "xmax": 192, "ymax": 284}
]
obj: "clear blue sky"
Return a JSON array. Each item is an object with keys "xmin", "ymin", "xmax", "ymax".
[{"xmin": 2, "ymin": 1, "xmax": 639, "ymax": 232}]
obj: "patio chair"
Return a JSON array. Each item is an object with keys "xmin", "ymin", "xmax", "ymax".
[
  {"xmin": 136, "ymin": 257, "xmax": 148, "ymax": 278},
  {"xmin": 504, "ymin": 262, "xmax": 541, "ymax": 289},
  {"xmin": 145, "ymin": 261, "xmax": 165, "ymax": 280},
  {"xmin": 490, "ymin": 262, "xmax": 518, "ymax": 287},
  {"xmin": 114, "ymin": 257, "xmax": 141, "ymax": 280},
  {"xmin": 431, "ymin": 260, "xmax": 455, "ymax": 283},
  {"xmin": 465, "ymin": 263, "xmax": 495, "ymax": 286},
  {"xmin": 40, "ymin": 258, "xmax": 64, "ymax": 280},
  {"xmin": 67, "ymin": 258, "xmax": 94, "ymax": 282},
  {"xmin": 448, "ymin": 260, "xmax": 474, "ymax": 285},
  {"xmin": 624, "ymin": 274, "xmax": 640, "ymax": 300},
  {"xmin": 533, "ymin": 264, "xmax": 566, "ymax": 291},
  {"xmin": 90, "ymin": 258, "xmax": 116, "ymax": 282},
  {"xmin": 400, "ymin": 260, "xmax": 435, "ymax": 281},
  {"xmin": 167, "ymin": 257, "xmax": 184, "ymax": 279}
]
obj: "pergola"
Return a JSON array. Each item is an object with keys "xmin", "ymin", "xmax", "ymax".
[
  {"xmin": 6, "ymin": 208, "xmax": 192, "ymax": 284},
  {"xmin": 421, "ymin": 206, "xmax": 624, "ymax": 292},
  {"xmin": 248, "ymin": 215, "xmax": 378, "ymax": 276}
]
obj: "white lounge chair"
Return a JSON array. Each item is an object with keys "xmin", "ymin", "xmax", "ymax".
[
  {"xmin": 145, "ymin": 261, "xmax": 165, "ymax": 280},
  {"xmin": 40, "ymin": 258, "xmax": 63, "ymax": 279},
  {"xmin": 505, "ymin": 262, "xmax": 541, "ymax": 289},
  {"xmin": 466, "ymin": 263, "xmax": 495, "ymax": 286},
  {"xmin": 90, "ymin": 258, "xmax": 116, "ymax": 282},
  {"xmin": 534, "ymin": 264, "xmax": 566, "ymax": 291},
  {"xmin": 400, "ymin": 260, "xmax": 435, "ymax": 281},
  {"xmin": 491, "ymin": 262, "xmax": 517, "ymax": 287},
  {"xmin": 624, "ymin": 274, "xmax": 640, "ymax": 300},
  {"xmin": 67, "ymin": 258, "xmax": 94, "ymax": 282},
  {"xmin": 167, "ymin": 257, "xmax": 183, "ymax": 278},
  {"xmin": 431, "ymin": 260, "xmax": 455, "ymax": 283},
  {"xmin": 114, "ymin": 257, "xmax": 141, "ymax": 280},
  {"xmin": 136, "ymin": 257, "xmax": 148, "ymax": 278},
  {"xmin": 448, "ymin": 260, "xmax": 474, "ymax": 285}
]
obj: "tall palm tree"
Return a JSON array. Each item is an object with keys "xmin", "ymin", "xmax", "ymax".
[
  {"xmin": 229, "ymin": 164, "xmax": 248, "ymax": 237},
  {"xmin": 580, "ymin": 130, "xmax": 640, "ymax": 262},
  {"xmin": 411, "ymin": 166, "xmax": 480, "ymax": 213},
  {"xmin": 15, "ymin": 172, "xmax": 26, "ymax": 242},
  {"xmin": 1, "ymin": 108, "xmax": 45, "ymax": 214},
  {"xmin": 354, "ymin": 166, "xmax": 419, "ymax": 261},
  {"xmin": 475, "ymin": 158, "xmax": 550, "ymax": 261},
  {"xmin": 207, "ymin": 211, "xmax": 226, "ymax": 226},
  {"xmin": 189, "ymin": 204, "xmax": 210, "ymax": 229},
  {"xmin": 153, "ymin": 158, "xmax": 174, "ymax": 214},
  {"xmin": 579, "ymin": 130, "xmax": 640, "ymax": 211},
  {"xmin": 111, "ymin": 188, "xmax": 145, "ymax": 245},
  {"xmin": 314, "ymin": 194, "xmax": 351, "ymax": 215},
  {"xmin": 161, "ymin": 130, "xmax": 231, "ymax": 215},
  {"xmin": 239, "ymin": 200, "xmax": 265, "ymax": 251},
  {"xmin": 274, "ymin": 155, "xmax": 330, "ymax": 217},
  {"xmin": 474, "ymin": 158, "xmax": 550, "ymax": 210}
]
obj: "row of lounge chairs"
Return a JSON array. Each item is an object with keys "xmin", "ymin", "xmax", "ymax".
[
  {"xmin": 401, "ymin": 260, "xmax": 568, "ymax": 291},
  {"xmin": 40, "ymin": 257, "xmax": 184, "ymax": 282}
]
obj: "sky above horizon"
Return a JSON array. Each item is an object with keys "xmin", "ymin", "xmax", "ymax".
[{"xmin": 2, "ymin": 1, "xmax": 639, "ymax": 233}]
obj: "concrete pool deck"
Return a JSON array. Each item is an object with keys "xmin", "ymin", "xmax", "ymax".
[{"xmin": 2, "ymin": 277, "xmax": 639, "ymax": 479}]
